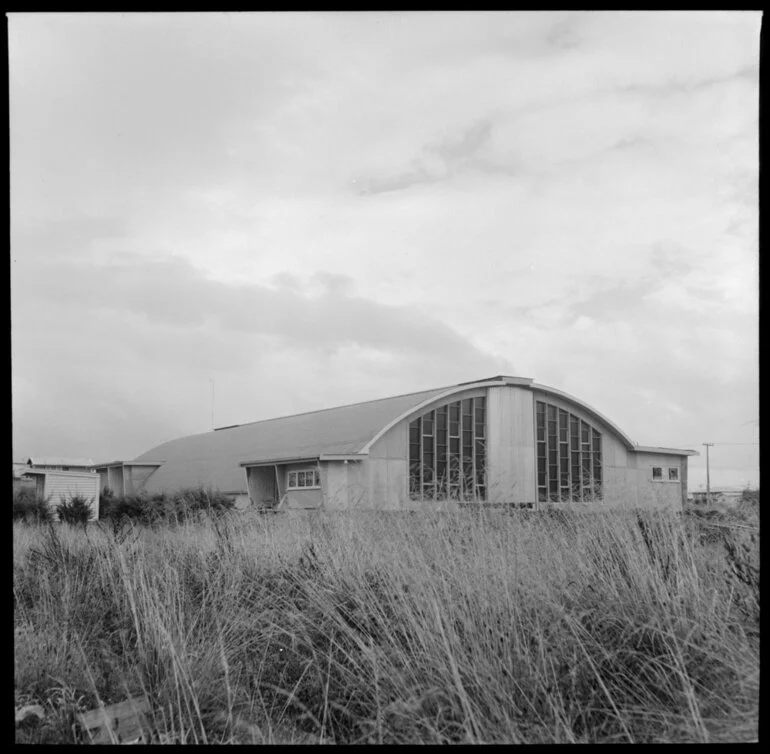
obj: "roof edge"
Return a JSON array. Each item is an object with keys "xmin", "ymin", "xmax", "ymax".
[
  {"xmin": 634, "ymin": 446, "xmax": 700, "ymax": 457},
  {"xmin": 359, "ymin": 379, "xmax": 525, "ymax": 455},
  {"xmin": 530, "ymin": 382, "xmax": 639, "ymax": 450}
]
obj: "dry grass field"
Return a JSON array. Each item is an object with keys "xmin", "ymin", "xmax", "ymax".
[{"xmin": 14, "ymin": 499, "xmax": 759, "ymax": 744}]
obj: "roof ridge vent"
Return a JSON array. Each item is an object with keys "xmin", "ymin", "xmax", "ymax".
[{"xmin": 456, "ymin": 376, "xmax": 534, "ymax": 387}]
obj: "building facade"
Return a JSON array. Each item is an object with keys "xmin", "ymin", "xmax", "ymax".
[{"xmin": 101, "ymin": 376, "xmax": 696, "ymax": 512}]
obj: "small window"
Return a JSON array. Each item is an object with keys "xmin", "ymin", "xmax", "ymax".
[
  {"xmin": 652, "ymin": 467, "xmax": 663, "ymax": 480},
  {"xmin": 287, "ymin": 467, "xmax": 320, "ymax": 490},
  {"xmin": 668, "ymin": 467, "xmax": 679, "ymax": 481}
]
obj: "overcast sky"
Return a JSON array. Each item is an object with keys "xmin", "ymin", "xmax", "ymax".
[{"xmin": 10, "ymin": 11, "xmax": 759, "ymax": 489}]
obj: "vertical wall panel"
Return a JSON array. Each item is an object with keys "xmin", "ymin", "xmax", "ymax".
[
  {"xmin": 323, "ymin": 462, "xmax": 348, "ymax": 510},
  {"xmin": 487, "ymin": 386, "xmax": 536, "ymax": 503}
]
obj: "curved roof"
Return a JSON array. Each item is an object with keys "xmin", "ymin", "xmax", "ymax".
[
  {"xmin": 133, "ymin": 383, "xmax": 454, "ymax": 493},
  {"xmin": 130, "ymin": 375, "xmax": 695, "ymax": 494}
]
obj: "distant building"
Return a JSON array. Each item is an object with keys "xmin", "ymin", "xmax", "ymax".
[
  {"xmin": 20, "ymin": 468, "xmax": 100, "ymax": 519},
  {"xmin": 95, "ymin": 375, "xmax": 698, "ymax": 512},
  {"xmin": 13, "ymin": 462, "xmax": 35, "ymax": 494},
  {"xmin": 26, "ymin": 457, "xmax": 95, "ymax": 472},
  {"xmin": 690, "ymin": 489, "xmax": 745, "ymax": 506}
]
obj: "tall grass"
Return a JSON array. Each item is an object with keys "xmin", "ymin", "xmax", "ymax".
[{"xmin": 14, "ymin": 505, "xmax": 758, "ymax": 743}]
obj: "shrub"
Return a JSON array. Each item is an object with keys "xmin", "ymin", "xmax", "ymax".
[
  {"xmin": 100, "ymin": 487, "xmax": 235, "ymax": 525},
  {"xmin": 101, "ymin": 493, "xmax": 159, "ymax": 525},
  {"xmin": 55, "ymin": 495, "xmax": 94, "ymax": 527},
  {"xmin": 13, "ymin": 488, "xmax": 53, "ymax": 524}
]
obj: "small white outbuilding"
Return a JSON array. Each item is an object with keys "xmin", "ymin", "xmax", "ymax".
[{"xmin": 22, "ymin": 469, "xmax": 100, "ymax": 520}]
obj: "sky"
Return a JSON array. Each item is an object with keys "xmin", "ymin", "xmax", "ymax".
[{"xmin": 10, "ymin": 11, "xmax": 760, "ymax": 490}]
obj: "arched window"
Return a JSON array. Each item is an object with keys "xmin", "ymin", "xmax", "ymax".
[
  {"xmin": 536, "ymin": 401, "xmax": 602, "ymax": 502},
  {"xmin": 409, "ymin": 397, "xmax": 486, "ymax": 501}
]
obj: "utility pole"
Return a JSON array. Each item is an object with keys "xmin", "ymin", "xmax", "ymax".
[{"xmin": 703, "ymin": 443, "xmax": 714, "ymax": 506}]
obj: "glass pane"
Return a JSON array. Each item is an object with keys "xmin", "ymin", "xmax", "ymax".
[
  {"xmin": 297, "ymin": 472, "xmax": 306, "ymax": 487},
  {"xmin": 409, "ymin": 422, "xmax": 420, "ymax": 444},
  {"xmin": 423, "ymin": 413, "xmax": 434, "ymax": 435},
  {"xmin": 288, "ymin": 471, "xmax": 297, "ymax": 488},
  {"xmin": 547, "ymin": 404, "xmax": 557, "ymax": 421},
  {"xmin": 314, "ymin": 469, "xmax": 321, "ymax": 486},
  {"xmin": 437, "ymin": 407, "xmax": 447, "ymax": 432}
]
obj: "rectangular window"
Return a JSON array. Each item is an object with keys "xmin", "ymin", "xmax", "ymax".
[
  {"xmin": 288, "ymin": 468, "xmax": 321, "ymax": 489},
  {"xmin": 652, "ymin": 467, "xmax": 663, "ymax": 480},
  {"xmin": 668, "ymin": 467, "xmax": 679, "ymax": 481}
]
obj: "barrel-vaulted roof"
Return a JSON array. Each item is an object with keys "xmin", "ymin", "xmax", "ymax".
[
  {"xmin": 127, "ymin": 375, "xmax": 697, "ymax": 494},
  {"xmin": 131, "ymin": 383, "xmax": 456, "ymax": 493}
]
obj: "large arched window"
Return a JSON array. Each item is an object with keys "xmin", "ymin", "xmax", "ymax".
[
  {"xmin": 409, "ymin": 397, "xmax": 486, "ymax": 501},
  {"xmin": 536, "ymin": 401, "xmax": 602, "ymax": 502}
]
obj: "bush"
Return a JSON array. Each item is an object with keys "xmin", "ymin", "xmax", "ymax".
[
  {"xmin": 13, "ymin": 489, "xmax": 53, "ymax": 524},
  {"xmin": 101, "ymin": 493, "xmax": 159, "ymax": 525},
  {"xmin": 101, "ymin": 486, "xmax": 235, "ymax": 525},
  {"xmin": 55, "ymin": 496, "xmax": 94, "ymax": 527}
]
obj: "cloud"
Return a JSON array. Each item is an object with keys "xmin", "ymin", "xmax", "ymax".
[
  {"xmin": 12, "ymin": 247, "xmax": 514, "ymax": 458},
  {"xmin": 355, "ymin": 119, "xmax": 495, "ymax": 195},
  {"xmin": 10, "ymin": 12, "xmax": 759, "ymax": 487}
]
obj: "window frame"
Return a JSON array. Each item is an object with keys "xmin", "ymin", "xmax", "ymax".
[
  {"xmin": 536, "ymin": 400, "xmax": 603, "ymax": 503},
  {"xmin": 668, "ymin": 467, "xmax": 679, "ymax": 481},
  {"xmin": 652, "ymin": 467, "xmax": 663, "ymax": 480},
  {"xmin": 409, "ymin": 395, "xmax": 487, "ymax": 503},
  {"xmin": 287, "ymin": 467, "xmax": 321, "ymax": 490}
]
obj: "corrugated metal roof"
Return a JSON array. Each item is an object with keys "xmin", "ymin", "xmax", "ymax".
[
  {"xmin": 132, "ymin": 384, "xmax": 454, "ymax": 493},
  {"xmin": 22, "ymin": 468, "xmax": 98, "ymax": 478},
  {"xmin": 26, "ymin": 457, "xmax": 95, "ymax": 467}
]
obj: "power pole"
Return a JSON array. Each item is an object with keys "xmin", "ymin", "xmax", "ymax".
[{"xmin": 703, "ymin": 443, "xmax": 714, "ymax": 505}]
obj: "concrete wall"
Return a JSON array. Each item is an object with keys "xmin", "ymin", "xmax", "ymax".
[
  {"xmin": 280, "ymin": 462, "xmax": 323, "ymax": 509},
  {"xmin": 630, "ymin": 452, "xmax": 685, "ymax": 510},
  {"xmin": 487, "ymin": 386, "xmax": 536, "ymax": 503},
  {"xmin": 368, "ymin": 414, "xmax": 410, "ymax": 509}
]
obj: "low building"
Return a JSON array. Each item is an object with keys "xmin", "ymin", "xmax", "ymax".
[
  {"xmin": 690, "ymin": 489, "xmax": 746, "ymax": 506},
  {"xmin": 100, "ymin": 376, "xmax": 697, "ymax": 511},
  {"xmin": 25, "ymin": 457, "xmax": 95, "ymax": 472},
  {"xmin": 21, "ymin": 468, "xmax": 100, "ymax": 519}
]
